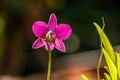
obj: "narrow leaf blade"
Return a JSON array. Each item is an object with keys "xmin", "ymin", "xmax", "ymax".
[
  {"xmin": 116, "ymin": 53, "xmax": 120, "ymax": 79},
  {"xmin": 102, "ymin": 47, "xmax": 117, "ymax": 80},
  {"xmin": 104, "ymin": 72, "xmax": 111, "ymax": 80},
  {"xmin": 93, "ymin": 22, "xmax": 115, "ymax": 63}
]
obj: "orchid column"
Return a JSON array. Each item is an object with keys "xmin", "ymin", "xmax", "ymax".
[{"xmin": 32, "ymin": 13, "xmax": 72, "ymax": 80}]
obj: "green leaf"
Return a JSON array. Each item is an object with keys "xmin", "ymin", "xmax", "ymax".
[
  {"xmin": 104, "ymin": 72, "xmax": 111, "ymax": 80},
  {"xmin": 81, "ymin": 75, "xmax": 89, "ymax": 80},
  {"xmin": 104, "ymin": 66, "xmax": 109, "ymax": 72},
  {"xmin": 93, "ymin": 22, "xmax": 115, "ymax": 63},
  {"xmin": 102, "ymin": 47, "xmax": 117, "ymax": 80},
  {"xmin": 116, "ymin": 53, "xmax": 120, "ymax": 79}
]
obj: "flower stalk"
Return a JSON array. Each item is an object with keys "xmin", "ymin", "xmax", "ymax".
[{"xmin": 46, "ymin": 40, "xmax": 52, "ymax": 80}]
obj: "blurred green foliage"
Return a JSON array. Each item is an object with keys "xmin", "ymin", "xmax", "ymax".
[
  {"xmin": 46, "ymin": 0, "xmax": 66, "ymax": 9},
  {"xmin": 0, "ymin": 13, "xmax": 5, "ymax": 59}
]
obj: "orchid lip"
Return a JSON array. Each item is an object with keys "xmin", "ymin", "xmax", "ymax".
[{"xmin": 46, "ymin": 30, "xmax": 56, "ymax": 42}]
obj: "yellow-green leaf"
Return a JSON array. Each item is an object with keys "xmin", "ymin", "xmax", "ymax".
[
  {"xmin": 81, "ymin": 75, "xmax": 89, "ymax": 80},
  {"xmin": 116, "ymin": 53, "xmax": 120, "ymax": 79},
  {"xmin": 104, "ymin": 66, "xmax": 109, "ymax": 72},
  {"xmin": 93, "ymin": 22, "xmax": 115, "ymax": 63},
  {"xmin": 104, "ymin": 72, "xmax": 111, "ymax": 80},
  {"xmin": 102, "ymin": 47, "xmax": 117, "ymax": 80}
]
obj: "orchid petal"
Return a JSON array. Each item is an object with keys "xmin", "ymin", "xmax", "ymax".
[
  {"xmin": 32, "ymin": 21, "xmax": 48, "ymax": 37},
  {"xmin": 45, "ymin": 42, "xmax": 54, "ymax": 51},
  {"xmin": 55, "ymin": 24, "xmax": 72, "ymax": 40},
  {"xmin": 48, "ymin": 13, "xmax": 57, "ymax": 30},
  {"xmin": 54, "ymin": 38, "xmax": 66, "ymax": 52},
  {"xmin": 32, "ymin": 38, "xmax": 44, "ymax": 49}
]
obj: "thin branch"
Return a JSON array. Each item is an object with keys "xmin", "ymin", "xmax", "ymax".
[{"xmin": 97, "ymin": 17, "xmax": 105, "ymax": 80}]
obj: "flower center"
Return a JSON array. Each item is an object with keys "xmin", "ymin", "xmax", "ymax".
[{"xmin": 46, "ymin": 30, "xmax": 55, "ymax": 42}]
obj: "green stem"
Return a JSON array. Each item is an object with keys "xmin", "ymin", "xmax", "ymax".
[
  {"xmin": 47, "ymin": 50, "xmax": 52, "ymax": 80},
  {"xmin": 97, "ymin": 52, "xmax": 103, "ymax": 80},
  {"xmin": 46, "ymin": 41, "xmax": 52, "ymax": 80},
  {"xmin": 97, "ymin": 17, "xmax": 105, "ymax": 80}
]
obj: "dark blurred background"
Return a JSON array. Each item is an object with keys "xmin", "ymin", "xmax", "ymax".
[{"xmin": 0, "ymin": 0, "xmax": 120, "ymax": 78}]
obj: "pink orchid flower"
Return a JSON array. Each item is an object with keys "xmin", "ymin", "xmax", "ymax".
[{"xmin": 32, "ymin": 13, "xmax": 72, "ymax": 52}]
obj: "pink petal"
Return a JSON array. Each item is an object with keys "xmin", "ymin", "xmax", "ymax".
[
  {"xmin": 55, "ymin": 24, "xmax": 72, "ymax": 40},
  {"xmin": 32, "ymin": 21, "xmax": 48, "ymax": 37},
  {"xmin": 32, "ymin": 38, "xmax": 45, "ymax": 49},
  {"xmin": 54, "ymin": 38, "xmax": 66, "ymax": 52},
  {"xmin": 48, "ymin": 13, "xmax": 57, "ymax": 30},
  {"xmin": 45, "ymin": 42, "xmax": 54, "ymax": 51}
]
